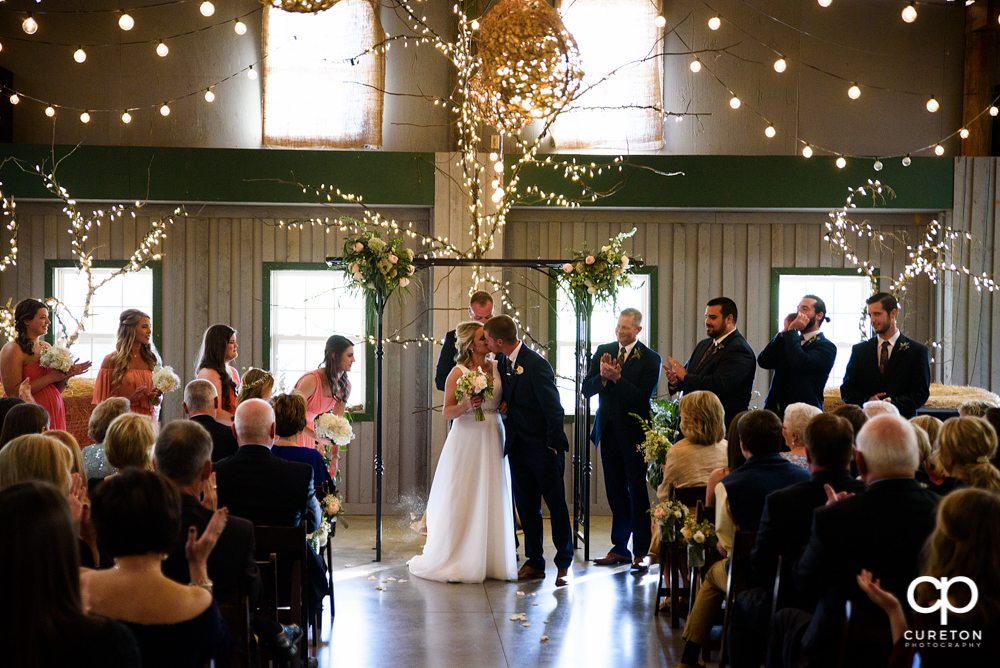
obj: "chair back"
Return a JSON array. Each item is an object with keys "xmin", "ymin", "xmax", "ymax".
[
  {"xmin": 672, "ymin": 486, "xmax": 708, "ymax": 509},
  {"xmin": 217, "ymin": 595, "xmax": 251, "ymax": 668},
  {"xmin": 254, "ymin": 524, "xmax": 307, "ymax": 661},
  {"xmin": 719, "ymin": 529, "xmax": 759, "ymax": 668},
  {"xmin": 837, "ymin": 599, "xmax": 893, "ymax": 668},
  {"xmin": 255, "ymin": 553, "xmax": 279, "ymax": 624}
]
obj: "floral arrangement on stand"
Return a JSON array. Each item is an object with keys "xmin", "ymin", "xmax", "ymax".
[
  {"xmin": 455, "ymin": 366, "xmax": 495, "ymax": 421},
  {"xmin": 630, "ymin": 397, "xmax": 680, "ymax": 488},
  {"xmin": 648, "ymin": 499, "xmax": 689, "ymax": 542},
  {"xmin": 555, "ymin": 228, "xmax": 637, "ymax": 313},
  {"xmin": 680, "ymin": 515, "xmax": 718, "ymax": 568},
  {"xmin": 308, "ymin": 492, "xmax": 348, "ymax": 552},
  {"xmin": 341, "ymin": 226, "xmax": 416, "ymax": 301}
]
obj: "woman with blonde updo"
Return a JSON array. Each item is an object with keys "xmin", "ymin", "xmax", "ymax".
[
  {"xmin": 936, "ymin": 416, "xmax": 1000, "ymax": 493},
  {"xmin": 236, "ymin": 368, "xmax": 274, "ymax": 405},
  {"xmin": 93, "ymin": 310, "xmax": 163, "ymax": 418},
  {"xmin": 103, "ymin": 413, "xmax": 157, "ymax": 473}
]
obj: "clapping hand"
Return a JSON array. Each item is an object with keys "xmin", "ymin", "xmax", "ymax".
[
  {"xmin": 857, "ymin": 569, "xmax": 902, "ymax": 614},
  {"xmin": 67, "ymin": 358, "xmax": 92, "ymax": 378},
  {"xmin": 186, "ymin": 507, "xmax": 229, "ymax": 576},
  {"xmin": 18, "ymin": 377, "xmax": 34, "ymax": 403},
  {"xmin": 200, "ymin": 472, "xmax": 218, "ymax": 511},
  {"xmin": 599, "ymin": 353, "xmax": 621, "ymax": 383},
  {"xmin": 662, "ymin": 357, "xmax": 685, "ymax": 383},
  {"xmin": 68, "ymin": 473, "xmax": 87, "ymax": 525},
  {"xmin": 824, "ymin": 483, "xmax": 855, "ymax": 506}
]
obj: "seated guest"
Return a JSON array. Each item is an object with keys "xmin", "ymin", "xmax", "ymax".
[
  {"xmin": 705, "ymin": 410, "xmax": 749, "ymax": 508},
  {"xmin": 858, "ymin": 488, "xmax": 1000, "ymax": 666},
  {"xmin": 657, "ymin": 390, "xmax": 727, "ymax": 503},
  {"xmin": 985, "ymin": 406, "xmax": 1000, "ymax": 468},
  {"xmin": 84, "ymin": 468, "xmax": 230, "ymax": 668},
  {"xmin": 271, "ymin": 392, "xmax": 333, "ymax": 487},
  {"xmin": 0, "ymin": 402, "xmax": 48, "ymax": 448},
  {"xmin": 957, "ymin": 399, "xmax": 996, "ymax": 417},
  {"xmin": 831, "ymin": 403, "xmax": 867, "ymax": 439},
  {"xmin": 936, "ymin": 416, "xmax": 1000, "ymax": 493},
  {"xmin": 103, "ymin": 413, "xmax": 157, "ymax": 473},
  {"xmin": 862, "ymin": 399, "xmax": 898, "ymax": 419},
  {"xmin": 46, "ymin": 430, "xmax": 86, "ymax": 482},
  {"xmin": 0, "ymin": 480, "xmax": 141, "ymax": 667},
  {"xmin": 769, "ymin": 414, "xmax": 940, "ymax": 668},
  {"xmin": 727, "ymin": 414, "xmax": 865, "ymax": 667},
  {"xmin": 0, "ymin": 396, "xmax": 24, "ymax": 430},
  {"xmin": 154, "ymin": 421, "xmax": 302, "ymax": 663},
  {"xmin": 780, "ymin": 403, "xmax": 821, "ymax": 469},
  {"xmin": 909, "ymin": 414, "xmax": 942, "ymax": 447},
  {"xmin": 678, "ymin": 410, "xmax": 809, "ymax": 668},
  {"xmin": 183, "ymin": 379, "xmax": 239, "ymax": 462},
  {"xmin": 82, "ymin": 397, "xmax": 131, "ymax": 483},
  {"xmin": 237, "ymin": 368, "xmax": 275, "ymax": 405}
]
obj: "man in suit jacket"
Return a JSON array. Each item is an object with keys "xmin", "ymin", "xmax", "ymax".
[
  {"xmin": 582, "ymin": 308, "xmax": 661, "ymax": 569},
  {"xmin": 769, "ymin": 414, "xmax": 940, "ymax": 668},
  {"xmin": 840, "ymin": 292, "xmax": 931, "ymax": 419},
  {"xmin": 155, "ymin": 420, "xmax": 303, "ymax": 662},
  {"xmin": 434, "ymin": 290, "xmax": 494, "ymax": 391},
  {"xmin": 758, "ymin": 294, "xmax": 837, "ymax": 419},
  {"xmin": 664, "ymin": 297, "xmax": 756, "ymax": 431},
  {"xmin": 484, "ymin": 314, "xmax": 574, "ymax": 587},
  {"xmin": 726, "ymin": 413, "xmax": 866, "ymax": 668},
  {"xmin": 183, "ymin": 379, "xmax": 239, "ymax": 462}
]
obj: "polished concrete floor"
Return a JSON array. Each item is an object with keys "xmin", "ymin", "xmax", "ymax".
[{"xmin": 310, "ymin": 515, "xmax": 719, "ymax": 668}]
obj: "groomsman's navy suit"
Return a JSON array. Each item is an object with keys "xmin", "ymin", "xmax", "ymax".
[
  {"xmin": 839, "ymin": 334, "xmax": 930, "ymax": 418},
  {"xmin": 582, "ymin": 340, "xmax": 660, "ymax": 559},
  {"xmin": 672, "ymin": 330, "xmax": 756, "ymax": 431},
  {"xmin": 498, "ymin": 343, "xmax": 574, "ymax": 572},
  {"xmin": 757, "ymin": 330, "xmax": 837, "ymax": 418}
]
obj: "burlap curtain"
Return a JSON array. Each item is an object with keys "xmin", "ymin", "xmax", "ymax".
[
  {"xmin": 551, "ymin": 0, "xmax": 663, "ymax": 150},
  {"xmin": 262, "ymin": 0, "xmax": 384, "ymax": 148}
]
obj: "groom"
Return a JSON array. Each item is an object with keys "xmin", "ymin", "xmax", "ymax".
[{"xmin": 484, "ymin": 315, "xmax": 574, "ymax": 586}]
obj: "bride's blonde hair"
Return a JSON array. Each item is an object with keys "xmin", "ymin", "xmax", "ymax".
[{"xmin": 454, "ymin": 321, "xmax": 483, "ymax": 368}]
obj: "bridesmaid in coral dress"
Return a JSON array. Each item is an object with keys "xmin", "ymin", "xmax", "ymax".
[
  {"xmin": 195, "ymin": 324, "xmax": 241, "ymax": 424},
  {"xmin": 293, "ymin": 334, "xmax": 354, "ymax": 479},
  {"xmin": 92, "ymin": 309, "xmax": 163, "ymax": 419},
  {"xmin": 1, "ymin": 299, "xmax": 91, "ymax": 431}
]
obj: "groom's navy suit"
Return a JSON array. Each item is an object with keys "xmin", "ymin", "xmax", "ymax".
[
  {"xmin": 582, "ymin": 340, "xmax": 660, "ymax": 559},
  {"xmin": 839, "ymin": 334, "xmax": 930, "ymax": 418},
  {"xmin": 499, "ymin": 343, "xmax": 574, "ymax": 571}
]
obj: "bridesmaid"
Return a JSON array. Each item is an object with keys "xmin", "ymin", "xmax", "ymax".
[
  {"xmin": 1, "ymin": 299, "xmax": 91, "ymax": 431},
  {"xmin": 93, "ymin": 309, "xmax": 162, "ymax": 419},
  {"xmin": 293, "ymin": 334, "xmax": 354, "ymax": 478},
  {"xmin": 195, "ymin": 325, "xmax": 240, "ymax": 423}
]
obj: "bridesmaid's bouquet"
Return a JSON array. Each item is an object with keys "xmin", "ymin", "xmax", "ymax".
[
  {"xmin": 455, "ymin": 367, "xmax": 494, "ymax": 421},
  {"xmin": 315, "ymin": 413, "xmax": 354, "ymax": 446},
  {"xmin": 152, "ymin": 365, "xmax": 181, "ymax": 394},
  {"xmin": 39, "ymin": 345, "xmax": 73, "ymax": 373}
]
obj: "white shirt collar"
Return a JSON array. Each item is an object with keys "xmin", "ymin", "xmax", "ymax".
[
  {"xmin": 713, "ymin": 328, "xmax": 737, "ymax": 346},
  {"xmin": 878, "ymin": 330, "xmax": 901, "ymax": 349},
  {"xmin": 508, "ymin": 341, "xmax": 524, "ymax": 366},
  {"xmin": 801, "ymin": 329, "xmax": 820, "ymax": 342},
  {"xmin": 619, "ymin": 340, "xmax": 638, "ymax": 357}
]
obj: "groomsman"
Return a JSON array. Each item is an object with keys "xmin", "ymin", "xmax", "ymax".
[
  {"xmin": 435, "ymin": 290, "xmax": 494, "ymax": 391},
  {"xmin": 757, "ymin": 295, "xmax": 837, "ymax": 419},
  {"xmin": 840, "ymin": 292, "xmax": 930, "ymax": 419},
  {"xmin": 664, "ymin": 297, "xmax": 756, "ymax": 431},
  {"xmin": 582, "ymin": 308, "xmax": 661, "ymax": 570}
]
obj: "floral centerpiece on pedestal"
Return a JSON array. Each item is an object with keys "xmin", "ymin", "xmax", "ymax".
[
  {"xmin": 649, "ymin": 499, "xmax": 689, "ymax": 542},
  {"xmin": 341, "ymin": 227, "xmax": 416, "ymax": 299},
  {"xmin": 308, "ymin": 492, "xmax": 348, "ymax": 551},
  {"xmin": 555, "ymin": 228, "xmax": 637, "ymax": 313},
  {"xmin": 630, "ymin": 398, "xmax": 680, "ymax": 487},
  {"xmin": 680, "ymin": 515, "xmax": 718, "ymax": 568}
]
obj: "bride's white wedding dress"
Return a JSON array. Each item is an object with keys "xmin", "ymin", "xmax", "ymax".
[{"xmin": 408, "ymin": 362, "xmax": 517, "ymax": 583}]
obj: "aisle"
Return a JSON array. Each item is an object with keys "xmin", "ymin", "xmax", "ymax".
[{"xmin": 311, "ymin": 515, "xmax": 703, "ymax": 668}]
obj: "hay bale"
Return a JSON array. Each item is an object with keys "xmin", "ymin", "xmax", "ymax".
[{"xmin": 823, "ymin": 383, "xmax": 999, "ymax": 412}]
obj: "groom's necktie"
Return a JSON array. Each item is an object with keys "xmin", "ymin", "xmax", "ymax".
[
  {"xmin": 879, "ymin": 340, "xmax": 890, "ymax": 374},
  {"xmin": 507, "ymin": 358, "xmax": 514, "ymax": 375}
]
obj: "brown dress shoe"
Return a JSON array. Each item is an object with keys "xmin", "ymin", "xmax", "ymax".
[
  {"xmin": 555, "ymin": 567, "xmax": 571, "ymax": 586},
  {"xmin": 517, "ymin": 564, "xmax": 545, "ymax": 581},
  {"xmin": 593, "ymin": 551, "xmax": 631, "ymax": 566},
  {"xmin": 631, "ymin": 556, "xmax": 650, "ymax": 571}
]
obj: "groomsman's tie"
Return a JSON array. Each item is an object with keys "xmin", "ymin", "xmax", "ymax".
[
  {"xmin": 618, "ymin": 346, "xmax": 628, "ymax": 366},
  {"xmin": 695, "ymin": 341, "xmax": 716, "ymax": 370},
  {"xmin": 879, "ymin": 340, "xmax": 890, "ymax": 374}
]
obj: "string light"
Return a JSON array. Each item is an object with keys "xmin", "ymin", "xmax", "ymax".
[
  {"xmin": 655, "ymin": 15, "xmax": 666, "ymax": 28},
  {"xmin": 247, "ymin": 66, "xmax": 258, "ymax": 80},
  {"xmin": 9, "ymin": 94, "xmax": 18, "ymax": 105},
  {"xmin": 45, "ymin": 106, "xmax": 55, "ymax": 117},
  {"xmin": 690, "ymin": 58, "xmax": 702, "ymax": 73},
  {"xmin": 73, "ymin": 47, "xmax": 87, "ymax": 64},
  {"xmin": 200, "ymin": 2, "xmax": 216, "ymax": 18},
  {"xmin": 765, "ymin": 125, "xmax": 776, "ymax": 138},
  {"xmin": 708, "ymin": 16, "xmax": 721, "ymax": 30},
  {"xmin": 902, "ymin": 154, "xmax": 911, "ymax": 166},
  {"xmin": 156, "ymin": 41, "xmax": 169, "ymax": 57},
  {"xmin": 990, "ymin": 106, "xmax": 998, "ymax": 117},
  {"xmin": 848, "ymin": 84, "xmax": 861, "ymax": 100},
  {"xmin": 204, "ymin": 88, "xmax": 215, "ymax": 102},
  {"xmin": 159, "ymin": 104, "xmax": 170, "ymax": 117},
  {"xmin": 818, "ymin": 0, "xmax": 832, "ymax": 6},
  {"xmin": 121, "ymin": 111, "xmax": 132, "ymax": 124},
  {"xmin": 960, "ymin": 128, "xmax": 970, "ymax": 139},
  {"xmin": 874, "ymin": 160, "xmax": 883, "ymax": 171},
  {"xmin": 934, "ymin": 144, "xmax": 945, "ymax": 156},
  {"xmin": 23, "ymin": 15, "xmax": 38, "ymax": 35},
  {"xmin": 234, "ymin": 20, "xmax": 247, "ymax": 35},
  {"xmin": 118, "ymin": 12, "xmax": 135, "ymax": 31},
  {"xmin": 79, "ymin": 112, "xmax": 90, "ymax": 124},
  {"xmin": 773, "ymin": 58, "xmax": 787, "ymax": 73},
  {"xmin": 729, "ymin": 95, "xmax": 741, "ymax": 109},
  {"xmin": 836, "ymin": 157, "xmax": 847, "ymax": 169},
  {"xmin": 926, "ymin": 97, "xmax": 939, "ymax": 113},
  {"xmin": 901, "ymin": 4, "xmax": 917, "ymax": 23},
  {"xmin": 802, "ymin": 145, "xmax": 813, "ymax": 158}
]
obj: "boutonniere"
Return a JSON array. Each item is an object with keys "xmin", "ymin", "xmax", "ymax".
[
  {"xmin": 515, "ymin": 365, "xmax": 524, "ymax": 375},
  {"xmin": 631, "ymin": 348, "xmax": 641, "ymax": 361},
  {"xmin": 801, "ymin": 336, "xmax": 815, "ymax": 348},
  {"xmin": 714, "ymin": 342, "xmax": 726, "ymax": 353},
  {"xmin": 897, "ymin": 341, "xmax": 910, "ymax": 353}
]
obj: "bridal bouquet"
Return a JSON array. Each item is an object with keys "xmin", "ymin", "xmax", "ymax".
[
  {"xmin": 680, "ymin": 516, "xmax": 718, "ymax": 568},
  {"xmin": 455, "ymin": 366, "xmax": 494, "ymax": 421},
  {"xmin": 152, "ymin": 365, "xmax": 181, "ymax": 394},
  {"xmin": 630, "ymin": 398, "xmax": 680, "ymax": 487},
  {"xmin": 556, "ymin": 228, "xmax": 637, "ymax": 307},
  {"xmin": 39, "ymin": 345, "xmax": 73, "ymax": 373},
  {"xmin": 649, "ymin": 499, "xmax": 689, "ymax": 542},
  {"xmin": 342, "ymin": 227, "xmax": 416, "ymax": 296},
  {"xmin": 315, "ymin": 412, "xmax": 354, "ymax": 447}
]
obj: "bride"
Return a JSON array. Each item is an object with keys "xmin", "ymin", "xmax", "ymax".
[{"xmin": 408, "ymin": 321, "xmax": 517, "ymax": 583}]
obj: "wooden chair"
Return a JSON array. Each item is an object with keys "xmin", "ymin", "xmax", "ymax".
[
  {"xmin": 254, "ymin": 526, "xmax": 308, "ymax": 666},
  {"xmin": 217, "ymin": 596, "xmax": 251, "ymax": 668},
  {"xmin": 837, "ymin": 599, "xmax": 893, "ymax": 668},
  {"xmin": 717, "ymin": 529, "xmax": 759, "ymax": 668},
  {"xmin": 770, "ymin": 554, "xmax": 784, "ymax": 620}
]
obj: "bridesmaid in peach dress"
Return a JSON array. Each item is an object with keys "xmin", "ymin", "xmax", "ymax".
[
  {"xmin": 92, "ymin": 309, "xmax": 163, "ymax": 419},
  {"xmin": 1, "ymin": 299, "xmax": 91, "ymax": 431},
  {"xmin": 195, "ymin": 324, "xmax": 241, "ymax": 424},
  {"xmin": 292, "ymin": 334, "xmax": 354, "ymax": 479}
]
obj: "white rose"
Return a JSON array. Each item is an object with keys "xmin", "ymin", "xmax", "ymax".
[{"xmin": 693, "ymin": 531, "xmax": 705, "ymax": 543}]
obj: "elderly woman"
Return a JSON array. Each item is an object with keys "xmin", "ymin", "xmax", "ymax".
[
  {"xmin": 270, "ymin": 392, "xmax": 333, "ymax": 488},
  {"xmin": 936, "ymin": 416, "xmax": 1000, "ymax": 493},
  {"xmin": 657, "ymin": 391, "xmax": 728, "ymax": 503},
  {"xmin": 780, "ymin": 402, "xmax": 822, "ymax": 470},
  {"xmin": 103, "ymin": 413, "xmax": 157, "ymax": 474},
  {"xmin": 82, "ymin": 397, "xmax": 131, "ymax": 483}
]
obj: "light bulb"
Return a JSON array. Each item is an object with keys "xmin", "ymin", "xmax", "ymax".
[
  {"xmin": 874, "ymin": 160, "xmax": 883, "ymax": 171},
  {"xmin": 156, "ymin": 41, "xmax": 169, "ymax": 57},
  {"xmin": 729, "ymin": 96, "xmax": 741, "ymax": 110},
  {"xmin": 902, "ymin": 4, "xmax": 917, "ymax": 23},
  {"xmin": 773, "ymin": 58, "xmax": 787, "ymax": 73},
  {"xmin": 848, "ymin": 84, "xmax": 861, "ymax": 100},
  {"xmin": 708, "ymin": 16, "xmax": 721, "ymax": 30},
  {"xmin": 934, "ymin": 144, "xmax": 945, "ymax": 156},
  {"xmin": 690, "ymin": 59, "xmax": 702, "ymax": 73},
  {"xmin": 960, "ymin": 128, "xmax": 970, "ymax": 139},
  {"xmin": 991, "ymin": 106, "xmax": 998, "ymax": 117},
  {"xmin": 926, "ymin": 97, "xmax": 939, "ymax": 113},
  {"xmin": 902, "ymin": 154, "xmax": 911, "ymax": 167},
  {"xmin": 234, "ymin": 20, "xmax": 247, "ymax": 35},
  {"xmin": 470, "ymin": 20, "xmax": 480, "ymax": 30},
  {"xmin": 655, "ymin": 15, "xmax": 666, "ymax": 28},
  {"xmin": 9, "ymin": 94, "xmax": 18, "ymax": 105},
  {"xmin": 80, "ymin": 112, "xmax": 90, "ymax": 124},
  {"xmin": 818, "ymin": 0, "xmax": 832, "ymax": 6},
  {"xmin": 494, "ymin": 161, "xmax": 504, "ymax": 173},
  {"xmin": 0, "ymin": 42, "xmax": 3, "ymax": 53},
  {"xmin": 121, "ymin": 111, "xmax": 132, "ymax": 124},
  {"xmin": 247, "ymin": 66, "xmax": 258, "ymax": 80},
  {"xmin": 488, "ymin": 152, "xmax": 498, "ymax": 161},
  {"xmin": 74, "ymin": 48, "xmax": 87, "ymax": 64},
  {"xmin": 765, "ymin": 125, "xmax": 776, "ymax": 138},
  {"xmin": 836, "ymin": 157, "xmax": 847, "ymax": 169},
  {"xmin": 119, "ymin": 13, "xmax": 134, "ymax": 31},
  {"xmin": 200, "ymin": 2, "xmax": 215, "ymax": 17},
  {"xmin": 45, "ymin": 106, "xmax": 55, "ymax": 117},
  {"xmin": 204, "ymin": 89, "xmax": 215, "ymax": 102},
  {"xmin": 23, "ymin": 15, "xmax": 38, "ymax": 35},
  {"xmin": 802, "ymin": 145, "xmax": 813, "ymax": 158},
  {"xmin": 160, "ymin": 104, "xmax": 170, "ymax": 117}
]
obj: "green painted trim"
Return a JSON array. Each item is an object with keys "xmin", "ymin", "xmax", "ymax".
[
  {"xmin": 43, "ymin": 259, "xmax": 163, "ymax": 351},
  {"xmin": 0, "ymin": 144, "xmax": 435, "ymax": 206},
  {"xmin": 262, "ymin": 262, "xmax": 374, "ymax": 422},
  {"xmin": 768, "ymin": 267, "xmax": 880, "ymax": 339}
]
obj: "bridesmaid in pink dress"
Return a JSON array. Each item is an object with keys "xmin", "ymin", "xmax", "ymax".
[
  {"xmin": 293, "ymin": 334, "xmax": 355, "ymax": 478},
  {"xmin": 195, "ymin": 324, "xmax": 241, "ymax": 424},
  {"xmin": 92, "ymin": 309, "xmax": 163, "ymax": 419},
  {"xmin": 1, "ymin": 299, "xmax": 91, "ymax": 431}
]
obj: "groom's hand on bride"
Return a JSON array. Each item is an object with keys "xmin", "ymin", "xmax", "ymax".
[{"xmin": 498, "ymin": 401, "xmax": 507, "ymax": 415}]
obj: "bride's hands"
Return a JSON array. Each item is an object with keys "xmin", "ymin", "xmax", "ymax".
[{"xmin": 469, "ymin": 396, "xmax": 484, "ymax": 410}]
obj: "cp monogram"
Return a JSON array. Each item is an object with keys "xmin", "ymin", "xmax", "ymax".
[{"xmin": 907, "ymin": 576, "xmax": 979, "ymax": 625}]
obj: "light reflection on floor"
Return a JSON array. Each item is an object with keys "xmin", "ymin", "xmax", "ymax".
[{"xmin": 306, "ymin": 515, "xmax": 706, "ymax": 668}]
